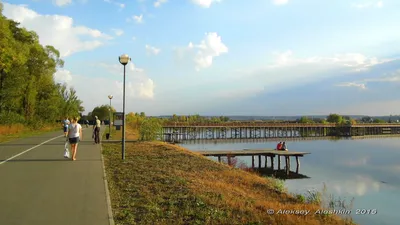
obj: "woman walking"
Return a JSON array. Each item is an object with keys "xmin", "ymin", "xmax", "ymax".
[{"xmin": 68, "ymin": 116, "xmax": 83, "ymax": 161}]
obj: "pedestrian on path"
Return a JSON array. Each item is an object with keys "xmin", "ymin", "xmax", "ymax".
[
  {"xmin": 93, "ymin": 116, "xmax": 101, "ymax": 144},
  {"xmin": 62, "ymin": 117, "xmax": 70, "ymax": 138},
  {"xmin": 68, "ymin": 116, "xmax": 83, "ymax": 161}
]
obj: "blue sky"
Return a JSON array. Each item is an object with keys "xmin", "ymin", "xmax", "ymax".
[{"xmin": 2, "ymin": 0, "xmax": 400, "ymax": 116}]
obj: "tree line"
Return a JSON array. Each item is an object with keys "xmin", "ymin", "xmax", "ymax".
[
  {"xmin": 297, "ymin": 114, "xmax": 391, "ymax": 124},
  {"xmin": 0, "ymin": 3, "xmax": 84, "ymax": 128}
]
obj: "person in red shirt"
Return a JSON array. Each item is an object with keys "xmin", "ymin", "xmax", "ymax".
[{"xmin": 276, "ymin": 142, "xmax": 282, "ymax": 150}]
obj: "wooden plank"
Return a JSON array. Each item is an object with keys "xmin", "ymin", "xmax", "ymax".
[{"xmin": 194, "ymin": 149, "xmax": 310, "ymax": 157}]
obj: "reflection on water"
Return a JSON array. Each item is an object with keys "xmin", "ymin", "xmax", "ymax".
[
  {"xmin": 180, "ymin": 137, "xmax": 400, "ymax": 225},
  {"xmin": 255, "ymin": 168, "xmax": 310, "ymax": 180}
]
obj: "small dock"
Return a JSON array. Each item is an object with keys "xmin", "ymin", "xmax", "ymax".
[{"xmin": 194, "ymin": 149, "xmax": 310, "ymax": 175}]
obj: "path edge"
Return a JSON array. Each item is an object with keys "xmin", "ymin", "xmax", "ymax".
[{"xmin": 99, "ymin": 128, "xmax": 115, "ymax": 225}]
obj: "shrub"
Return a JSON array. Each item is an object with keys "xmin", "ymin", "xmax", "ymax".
[
  {"xmin": 139, "ymin": 118, "xmax": 162, "ymax": 141},
  {"xmin": 0, "ymin": 112, "xmax": 25, "ymax": 125}
]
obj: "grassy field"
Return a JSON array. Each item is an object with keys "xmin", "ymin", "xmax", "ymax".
[
  {"xmin": 0, "ymin": 123, "xmax": 61, "ymax": 143},
  {"xmin": 102, "ymin": 125, "xmax": 356, "ymax": 225}
]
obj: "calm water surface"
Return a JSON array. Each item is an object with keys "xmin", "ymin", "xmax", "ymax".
[{"xmin": 180, "ymin": 137, "xmax": 400, "ymax": 225}]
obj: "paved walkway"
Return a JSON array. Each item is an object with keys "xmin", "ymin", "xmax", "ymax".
[{"xmin": 0, "ymin": 127, "xmax": 112, "ymax": 225}]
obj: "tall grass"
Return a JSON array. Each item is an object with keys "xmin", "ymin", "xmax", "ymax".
[
  {"xmin": 0, "ymin": 124, "xmax": 26, "ymax": 135},
  {"xmin": 102, "ymin": 142, "xmax": 356, "ymax": 225},
  {"xmin": 0, "ymin": 123, "xmax": 60, "ymax": 143},
  {"xmin": 219, "ymin": 155, "xmax": 355, "ymax": 221}
]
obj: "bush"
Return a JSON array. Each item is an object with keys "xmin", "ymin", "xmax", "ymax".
[
  {"xmin": 139, "ymin": 118, "xmax": 162, "ymax": 141},
  {"xmin": 0, "ymin": 112, "xmax": 26, "ymax": 125}
]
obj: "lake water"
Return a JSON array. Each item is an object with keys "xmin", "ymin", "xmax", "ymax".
[{"xmin": 180, "ymin": 137, "xmax": 400, "ymax": 225}]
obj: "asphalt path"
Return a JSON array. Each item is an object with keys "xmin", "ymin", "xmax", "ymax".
[{"xmin": 0, "ymin": 127, "xmax": 110, "ymax": 225}]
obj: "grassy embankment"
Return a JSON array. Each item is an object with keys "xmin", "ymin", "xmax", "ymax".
[
  {"xmin": 0, "ymin": 124, "xmax": 61, "ymax": 143},
  {"xmin": 102, "ymin": 125, "xmax": 355, "ymax": 225}
]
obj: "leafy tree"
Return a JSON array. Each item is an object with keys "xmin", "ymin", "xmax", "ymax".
[
  {"xmin": 0, "ymin": 11, "xmax": 83, "ymax": 127},
  {"xmin": 139, "ymin": 118, "xmax": 162, "ymax": 141},
  {"xmin": 326, "ymin": 114, "xmax": 343, "ymax": 124},
  {"xmin": 361, "ymin": 116, "xmax": 372, "ymax": 123},
  {"xmin": 91, "ymin": 105, "xmax": 116, "ymax": 121},
  {"xmin": 298, "ymin": 116, "xmax": 314, "ymax": 123},
  {"xmin": 372, "ymin": 118, "xmax": 386, "ymax": 123}
]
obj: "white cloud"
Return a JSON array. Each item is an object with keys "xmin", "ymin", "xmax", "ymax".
[
  {"xmin": 104, "ymin": 0, "xmax": 125, "ymax": 9},
  {"xmin": 145, "ymin": 45, "xmax": 161, "ymax": 55},
  {"xmin": 111, "ymin": 28, "xmax": 124, "ymax": 36},
  {"xmin": 3, "ymin": 3, "xmax": 112, "ymax": 57},
  {"xmin": 98, "ymin": 62, "xmax": 144, "ymax": 74},
  {"xmin": 129, "ymin": 14, "xmax": 143, "ymax": 23},
  {"xmin": 336, "ymin": 82, "xmax": 367, "ymax": 90},
  {"xmin": 179, "ymin": 32, "xmax": 228, "ymax": 71},
  {"xmin": 191, "ymin": 0, "xmax": 221, "ymax": 8},
  {"xmin": 154, "ymin": 0, "xmax": 167, "ymax": 7},
  {"xmin": 352, "ymin": 1, "xmax": 383, "ymax": 8},
  {"xmin": 335, "ymin": 69, "xmax": 400, "ymax": 90},
  {"xmin": 55, "ymin": 63, "xmax": 155, "ymax": 113},
  {"xmin": 223, "ymin": 51, "xmax": 393, "ymax": 99},
  {"xmin": 54, "ymin": 69, "xmax": 73, "ymax": 84},
  {"xmin": 268, "ymin": 51, "xmax": 391, "ymax": 72},
  {"xmin": 53, "ymin": 0, "xmax": 72, "ymax": 7},
  {"xmin": 272, "ymin": 0, "xmax": 289, "ymax": 5}
]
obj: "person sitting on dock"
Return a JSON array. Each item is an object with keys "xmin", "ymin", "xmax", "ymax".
[
  {"xmin": 276, "ymin": 142, "xmax": 282, "ymax": 150},
  {"xmin": 281, "ymin": 141, "xmax": 288, "ymax": 151}
]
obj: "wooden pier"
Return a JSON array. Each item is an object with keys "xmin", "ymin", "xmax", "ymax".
[
  {"xmin": 162, "ymin": 122, "xmax": 400, "ymax": 142},
  {"xmin": 194, "ymin": 149, "xmax": 310, "ymax": 175}
]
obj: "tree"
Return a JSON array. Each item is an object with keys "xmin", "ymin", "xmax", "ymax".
[
  {"xmin": 361, "ymin": 116, "xmax": 372, "ymax": 123},
  {"xmin": 298, "ymin": 116, "xmax": 313, "ymax": 123},
  {"xmin": 139, "ymin": 118, "xmax": 162, "ymax": 141},
  {"xmin": 90, "ymin": 105, "xmax": 116, "ymax": 121},
  {"xmin": 326, "ymin": 114, "xmax": 343, "ymax": 124},
  {"xmin": 372, "ymin": 118, "xmax": 386, "ymax": 123},
  {"xmin": 0, "ymin": 11, "xmax": 83, "ymax": 127}
]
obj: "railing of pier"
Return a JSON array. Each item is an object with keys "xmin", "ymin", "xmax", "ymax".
[{"xmin": 162, "ymin": 122, "xmax": 400, "ymax": 128}]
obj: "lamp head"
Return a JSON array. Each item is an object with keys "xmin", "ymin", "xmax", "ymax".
[
  {"xmin": 108, "ymin": 95, "xmax": 113, "ymax": 99},
  {"xmin": 119, "ymin": 54, "xmax": 130, "ymax": 65}
]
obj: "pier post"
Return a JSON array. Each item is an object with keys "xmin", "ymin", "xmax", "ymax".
[
  {"xmin": 218, "ymin": 156, "xmax": 221, "ymax": 163},
  {"xmin": 258, "ymin": 155, "xmax": 261, "ymax": 168},
  {"xmin": 295, "ymin": 156, "xmax": 300, "ymax": 174},
  {"xmin": 264, "ymin": 155, "xmax": 267, "ymax": 168},
  {"xmin": 252, "ymin": 156, "xmax": 255, "ymax": 168},
  {"xmin": 285, "ymin": 156, "xmax": 290, "ymax": 175},
  {"xmin": 270, "ymin": 156, "xmax": 274, "ymax": 169},
  {"xmin": 278, "ymin": 156, "xmax": 281, "ymax": 170}
]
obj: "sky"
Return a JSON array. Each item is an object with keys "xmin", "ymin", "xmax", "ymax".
[{"xmin": 2, "ymin": 0, "xmax": 400, "ymax": 116}]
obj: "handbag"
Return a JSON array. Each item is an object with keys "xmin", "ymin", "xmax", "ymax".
[{"xmin": 64, "ymin": 140, "xmax": 70, "ymax": 158}]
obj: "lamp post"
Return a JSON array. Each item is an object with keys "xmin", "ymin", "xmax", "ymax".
[
  {"xmin": 119, "ymin": 54, "xmax": 131, "ymax": 160},
  {"xmin": 108, "ymin": 95, "xmax": 113, "ymax": 138}
]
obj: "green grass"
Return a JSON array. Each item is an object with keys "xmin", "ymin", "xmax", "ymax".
[{"xmin": 102, "ymin": 141, "xmax": 357, "ymax": 225}]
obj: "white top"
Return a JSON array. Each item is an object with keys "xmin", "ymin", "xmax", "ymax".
[
  {"xmin": 68, "ymin": 123, "xmax": 82, "ymax": 138},
  {"xmin": 95, "ymin": 119, "xmax": 101, "ymax": 128}
]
